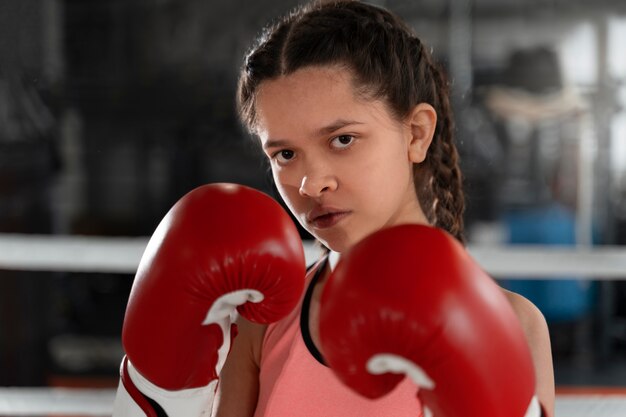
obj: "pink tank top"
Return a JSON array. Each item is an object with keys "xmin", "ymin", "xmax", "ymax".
[{"xmin": 253, "ymin": 256, "xmax": 423, "ymax": 417}]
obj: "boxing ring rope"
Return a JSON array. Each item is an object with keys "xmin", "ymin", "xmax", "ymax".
[
  {"xmin": 0, "ymin": 233, "xmax": 625, "ymax": 416},
  {"xmin": 1, "ymin": 387, "xmax": 626, "ymax": 417},
  {"xmin": 0, "ymin": 387, "xmax": 115, "ymax": 416},
  {"xmin": 0, "ymin": 233, "xmax": 625, "ymax": 278}
]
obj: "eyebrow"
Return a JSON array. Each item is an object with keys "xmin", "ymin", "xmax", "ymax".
[{"xmin": 263, "ymin": 119, "xmax": 364, "ymax": 150}]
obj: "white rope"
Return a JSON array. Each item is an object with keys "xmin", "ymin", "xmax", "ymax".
[
  {"xmin": 468, "ymin": 245, "xmax": 626, "ymax": 279},
  {"xmin": 0, "ymin": 234, "xmax": 626, "ymax": 280},
  {"xmin": 0, "ymin": 234, "xmax": 147, "ymax": 273},
  {"xmin": 0, "ymin": 388, "xmax": 625, "ymax": 416},
  {"xmin": 555, "ymin": 395, "xmax": 626, "ymax": 417},
  {"xmin": 0, "ymin": 387, "xmax": 115, "ymax": 416},
  {"xmin": 0, "ymin": 234, "xmax": 326, "ymax": 274},
  {"xmin": 0, "ymin": 233, "xmax": 625, "ymax": 279}
]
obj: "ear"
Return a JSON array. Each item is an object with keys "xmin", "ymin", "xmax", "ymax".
[{"xmin": 405, "ymin": 103, "xmax": 437, "ymax": 164}]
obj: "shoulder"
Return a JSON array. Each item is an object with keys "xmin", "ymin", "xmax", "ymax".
[
  {"xmin": 501, "ymin": 289, "xmax": 548, "ymax": 336},
  {"xmin": 501, "ymin": 288, "xmax": 555, "ymax": 417},
  {"xmin": 500, "ymin": 289, "xmax": 552, "ymax": 364}
]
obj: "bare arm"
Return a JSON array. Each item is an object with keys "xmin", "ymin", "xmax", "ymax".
[
  {"xmin": 211, "ymin": 316, "xmax": 266, "ymax": 417},
  {"xmin": 503, "ymin": 289, "xmax": 555, "ymax": 417}
]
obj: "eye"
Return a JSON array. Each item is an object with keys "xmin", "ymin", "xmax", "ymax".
[
  {"xmin": 331, "ymin": 135, "xmax": 354, "ymax": 149},
  {"xmin": 273, "ymin": 149, "xmax": 295, "ymax": 164}
]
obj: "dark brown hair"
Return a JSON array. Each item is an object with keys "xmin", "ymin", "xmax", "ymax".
[{"xmin": 237, "ymin": 0, "xmax": 465, "ymax": 243}]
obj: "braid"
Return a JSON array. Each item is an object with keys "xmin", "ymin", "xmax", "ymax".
[
  {"xmin": 425, "ymin": 59, "xmax": 466, "ymax": 243},
  {"xmin": 409, "ymin": 39, "xmax": 465, "ymax": 243}
]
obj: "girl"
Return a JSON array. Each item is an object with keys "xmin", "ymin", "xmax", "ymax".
[{"xmin": 214, "ymin": 1, "xmax": 554, "ymax": 416}]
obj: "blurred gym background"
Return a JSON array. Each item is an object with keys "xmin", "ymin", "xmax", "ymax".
[{"xmin": 0, "ymin": 0, "xmax": 625, "ymax": 413}]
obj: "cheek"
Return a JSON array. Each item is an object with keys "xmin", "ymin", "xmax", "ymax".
[
  {"xmin": 273, "ymin": 178, "xmax": 309, "ymax": 231},
  {"xmin": 272, "ymin": 169, "xmax": 303, "ymax": 208},
  {"xmin": 359, "ymin": 146, "xmax": 407, "ymax": 185},
  {"xmin": 273, "ymin": 167, "xmax": 297, "ymax": 191},
  {"xmin": 362, "ymin": 148, "xmax": 413, "ymax": 202}
]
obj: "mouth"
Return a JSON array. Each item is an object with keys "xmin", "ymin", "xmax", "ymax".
[{"xmin": 307, "ymin": 208, "xmax": 351, "ymax": 229}]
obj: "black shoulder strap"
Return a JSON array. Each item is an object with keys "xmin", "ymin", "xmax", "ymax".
[{"xmin": 300, "ymin": 256, "xmax": 329, "ymax": 367}]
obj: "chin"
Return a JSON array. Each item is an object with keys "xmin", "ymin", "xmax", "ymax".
[
  {"xmin": 311, "ymin": 234, "xmax": 340, "ymax": 253},
  {"xmin": 317, "ymin": 234, "xmax": 357, "ymax": 254},
  {"xmin": 323, "ymin": 225, "xmax": 385, "ymax": 254}
]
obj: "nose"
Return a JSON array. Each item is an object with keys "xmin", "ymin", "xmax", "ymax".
[{"xmin": 299, "ymin": 171, "xmax": 338, "ymax": 198}]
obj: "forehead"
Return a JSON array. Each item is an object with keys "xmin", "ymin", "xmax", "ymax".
[{"xmin": 254, "ymin": 66, "xmax": 390, "ymax": 140}]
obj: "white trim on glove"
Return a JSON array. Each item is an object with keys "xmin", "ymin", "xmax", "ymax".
[
  {"xmin": 367, "ymin": 353, "xmax": 541, "ymax": 417},
  {"xmin": 112, "ymin": 359, "xmax": 217, "ymax": 417},
  {"xmin": 202, "ymin": 289, "xmax": 264, "ymax": 376}
]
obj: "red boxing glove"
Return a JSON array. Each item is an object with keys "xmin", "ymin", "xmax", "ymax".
[
  {"xmin": 113, "ymin": 183, "xmax": 305, "ymax": 416},
  {"xmin": 319, "ymin": 224, "xmax": 541, "ymax": 417}
]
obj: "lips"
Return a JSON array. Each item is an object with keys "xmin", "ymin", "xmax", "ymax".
[{"xmin": 307, "ymin": 207, "xmax": 351, "ymax": 229}]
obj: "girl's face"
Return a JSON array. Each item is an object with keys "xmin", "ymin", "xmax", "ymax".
[{"xmin": 255, "ymin": 66, "xmax": 433, "ymax": 252}]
